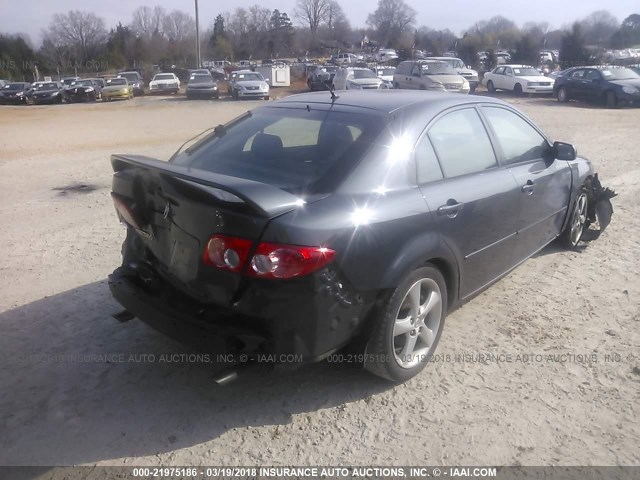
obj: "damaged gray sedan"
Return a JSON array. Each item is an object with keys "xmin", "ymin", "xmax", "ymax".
[{"xmin": 108, "ymin": 91, "xmax": 615, "ymax": 382}]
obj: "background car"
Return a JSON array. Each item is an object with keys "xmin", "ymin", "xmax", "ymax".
[
  {"xmin": 554, "ymin": 66, "xmax": 640, "ymax": 108},
  {"xmin": 483, "ymin": 65, "xmax": 554, "ymax": 95},
  {"xmin": 186, "ymin": 73, "xmax": 219, "ymax": 100},
  {"xmin": 332, "ymin": 67, "xmax": 386, "ymax": 90},
  {"xmin": 230, "ymin": 71, "xmax": 269, "ymax": 100},
  {"xmin": 117, "ymin": 71, "xmax": 144, "ymax": 96},
  {"xmin": 64, "ymin": 79, "xmax": 100, "ymax": 103},
  {"xmin": 108, "ymin": 90, "xmax": 613, "ymax": 383},
  {"xmin": 149, "ymin": 73, "xmax": 180, "ymax": 94},
  {"xmin": 394, "ymin": 60, "xmax": 469, "ymax": 93},
  {"xmin": 60, "ymin": 76, "xmax": 80, "ymax": 89},
  {"xmin": 375, "ymin": 49, "xmax": 399, "ymax": 63},
  {"xmin": 0, "ymin": 82, "xmax": 32, "ymax": 104},
  {"xmin": 101, "ymin": 78, "xmax": 133, "ymax": 101},
  {"xmin": 373, "ymin": 66, "xmax": 396, "ymax": 87},
  {"xmin": 426, "ymin": 57, "xmax": 480, "ymax": 92},
  {"xmin": 30, "ymin": 81, "xmax": 64, "ymax": 104},
  {"xmin": 307, "ymin": 66, "xmax": 338, "ymax": 91},
  {"xmin": 334, "ymin": 52, "xmax": 359, "ymax": 65}
]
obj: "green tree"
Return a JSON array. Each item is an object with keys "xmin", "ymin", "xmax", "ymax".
[
  {"xmin": 512, "ymin": 34, "xmax": 539, "ymax": 65},
  {"xmin": 0, "ymin": 34, "xmax": 36, "ymax": 81},
  {"xmin": 560, "ymin": 23, "xmax": 590, "ymax": 69},
  {"xmin": 366, "ymin": 0, "xmax": 416, "ymax": 47}
]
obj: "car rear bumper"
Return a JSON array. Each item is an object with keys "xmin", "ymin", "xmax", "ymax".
[{"xmin": 108, "ymin": 264, "xmax": 376, "ymax": 362}]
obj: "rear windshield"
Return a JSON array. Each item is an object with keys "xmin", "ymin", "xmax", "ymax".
[
  {"xmin": 172, "ymin": 108, "xmax": 385, "ymax": 195},
  {"xmin": 4, "ymin": 83, "xmax": 25, "ymax": 90},
  {"xmin": 154, "ymin": 74, "xmax": 175, "ymax": 80}
]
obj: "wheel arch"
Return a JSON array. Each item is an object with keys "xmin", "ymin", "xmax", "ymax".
[{"xmin": 373, "ymin": 236, "xmax": 460, "ymax": 309}]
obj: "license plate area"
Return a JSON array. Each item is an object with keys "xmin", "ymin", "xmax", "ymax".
[{"xmin": 167, "ymin": 226, "xmax": 200, "ymax": 283}]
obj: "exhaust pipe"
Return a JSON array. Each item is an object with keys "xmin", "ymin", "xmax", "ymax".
[{"xmin": 213, "ymin": 370, "xmax": 238, "ymax": 385}]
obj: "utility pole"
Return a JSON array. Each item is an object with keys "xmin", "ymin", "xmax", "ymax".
[{"xmin": 195, "ymin": 0, "xmax": 201, "ymax": 68}]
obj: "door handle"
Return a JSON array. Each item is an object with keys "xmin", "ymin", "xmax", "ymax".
[
  {"xmin": 521, "ymin": 180, "xmax": 535, "ymax": 195},
  {"xmin": 437, "ymin": 201, "xmax": 463, "ymax": 218}
]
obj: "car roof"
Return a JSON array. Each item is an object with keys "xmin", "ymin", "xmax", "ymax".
[
  {"xmin": 273, "ymin": 90, "xmax": 507, "ymax": 115},
  {"xmin": 427, "ymin": 56, "xmax": 462, "ymax": 60},
  {"xmin": 499, "ymin": 64, "xmax": 534, "ymax": 68}
]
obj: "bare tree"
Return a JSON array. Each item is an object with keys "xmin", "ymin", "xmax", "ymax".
[
  {"xmin": 46, "ymin": 11, "xmax": 107, "ymax": 64},
  {"xmin": 294, "ymin": 0, "xmax": 331, "ymax": 39},
  {"xmin": 366, "ymin": 0, "xmax": 416, "ymax": 47},
  {"xmin": 579, "ymin": 10, "xmax": 618, "ymax": 45},
  {"xmin": 162, "ymin": 10, "xmax": 196, "ymax": 44},
  {"xmin": 131, "ymin": 6, "xmax": 166, "ymax": 38}
]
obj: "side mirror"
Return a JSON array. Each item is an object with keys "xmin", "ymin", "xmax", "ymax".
[{"xmin": 553, "ymin": 141, "xmax": 576, "ymax": 161}]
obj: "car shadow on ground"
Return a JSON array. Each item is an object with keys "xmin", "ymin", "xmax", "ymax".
[{"xmin": 0, "ymin": 281, "xmax": 389, "ymax": 465}]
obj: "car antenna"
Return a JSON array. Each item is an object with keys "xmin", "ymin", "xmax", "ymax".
[{"xmin": 327, "ymin": 83, "xmax": 339, "ymax": 102}]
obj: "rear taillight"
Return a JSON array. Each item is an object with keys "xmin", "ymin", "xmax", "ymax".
[
  {"xmin": 112, "ymin": 195, "xmax": 141, "ymax": 230},
  {"xmin": 202, "ymin": 235, "xmax": 335, "ymax": 279},
  {"xmin": 248, "ymin": 243, "xmax": 335, "ymax": 279},
  {"xmin": 202, "ymin": 235, "xmax": 252, "ymax": 272}
]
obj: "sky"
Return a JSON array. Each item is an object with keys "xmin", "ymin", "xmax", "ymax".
[{"xmin": 0, "ymin": 0, "xmax": 637, "ymax": 46}]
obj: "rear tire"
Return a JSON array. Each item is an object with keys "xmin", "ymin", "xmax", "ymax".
[
  {"xmin": 487, "ymin": 80, "xmax": 495, "ymax": 93},
  {"xmin": 364, "ymin": 265, "xmax": 447, "ymax": 382}
]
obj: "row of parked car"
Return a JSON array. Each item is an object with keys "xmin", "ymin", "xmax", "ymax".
[
  {"xmin": 482, "ymin": 64, "xmax": 640, "ymax": 107},
  {"xmin": 0, "ymin": 67, "xmax": 273, "ymax": 105},
  {"xmin": 306, "ymin": 58, "xmax": 640, "ymax": 108},
  {"xmin": 307, "ymin": 57, "xmax": 481, "ymax": 93}
]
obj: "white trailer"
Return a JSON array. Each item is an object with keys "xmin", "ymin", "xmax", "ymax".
[{"xmin": 255, "ymin": 64, "xmax": 291, "ymax": 87}]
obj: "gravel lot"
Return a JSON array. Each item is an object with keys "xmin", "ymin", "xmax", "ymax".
[{"xmin": 0, "ymin": 93, "xmax": 638, "ymax": 466}]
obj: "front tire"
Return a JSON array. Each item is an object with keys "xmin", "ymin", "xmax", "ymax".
[
  {"xmin": 561, "ymin": 191, "xmax": 588, "ymax": 249},
  {"xmin": 605, "ymin": 91, "xmax": 617, "ymax": 109},
  {"xmin": 514, "ymin": 83, "xmax": 522, "ymax": 96},
  {"xmin": 487, "ymin": 80, "xmax": 495, "ymax": 93},
  {"xmin": 364, "ymin": 265, "xmax": 447, "ymax": 382},
  {"xmin": 557, "ymin": 87, "xmax": 568, "ymax": 103}
]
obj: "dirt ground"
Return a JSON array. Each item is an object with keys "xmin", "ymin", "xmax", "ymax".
[{"xmin": 0, "ymin": 92, "xmax": 638, "ymax": 467}]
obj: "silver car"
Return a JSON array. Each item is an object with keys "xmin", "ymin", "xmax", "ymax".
[
  {"xmin": 231, "ymin": 71, "xmax": 270, "ymax": 100},
  {"xmin": 394, "ymin": 60, "xmax": 470, "ymax": 94}
]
